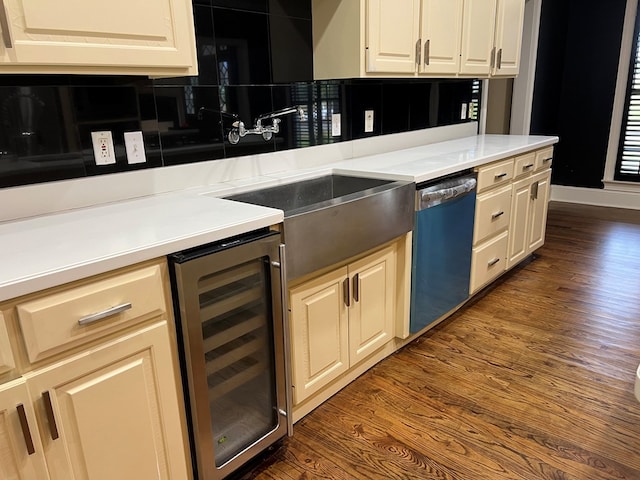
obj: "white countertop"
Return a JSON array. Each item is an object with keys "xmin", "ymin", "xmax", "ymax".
[
  {"xmin": 0, "ymin": 193, "xmax": 283, "ymax": 302},
  {"xmin": 332, "ymin": 134, "xmax": 559, "ymax": 184},
  {"xmin": 0, "ymin": 133, "xmax": 558, "ymax": 302}
]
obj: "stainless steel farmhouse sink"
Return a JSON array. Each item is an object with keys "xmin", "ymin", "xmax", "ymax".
[{"xmin": 224, "ymin": 174, "xmax": 415, "ymax": 280}]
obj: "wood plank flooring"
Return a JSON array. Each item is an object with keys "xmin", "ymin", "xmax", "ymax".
[{"xmin": 239, "ymin": 202, "xmax": 640, "ymax": 480}]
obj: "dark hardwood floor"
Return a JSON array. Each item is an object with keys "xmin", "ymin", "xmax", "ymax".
[{"xmin": 241, "ymin": 201, "xmax": 640, "ymax": 480}]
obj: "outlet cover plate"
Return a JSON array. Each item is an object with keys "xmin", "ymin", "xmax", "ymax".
[
  {"xmin": 331, "ymin": 113, "xmax": 341, "ymax": 137},
  {"xmin": 91, "ymin": 131, "xmax": 116, "ymax": 165},
  {"xmin": 364, "ymin": 110, "xmax": 374, "ymax": 133}
]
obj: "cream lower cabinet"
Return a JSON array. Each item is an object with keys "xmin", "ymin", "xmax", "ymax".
[
  {"xmin": 24, "ymin": 321, "xmax": 188, "ymax": 480},
  {"xmin": 290, "ymin": 244, "xmax": 396, "ymax": 404},
  {"xmin": 0, "ymin": 259, "xmax": 191, "ymax": 480},
  {"xmin": 0, "ymin": 0, "xmax": 197, "ymax": 76},
  {"xmin": 508, "ymin": 168, "xmax": 551, "ymax": 268},
  {"xmin": 0, "ymin": 378, "xmax": 49, "ymax": 480}
]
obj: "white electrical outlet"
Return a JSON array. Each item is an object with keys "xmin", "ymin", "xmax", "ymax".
[
  {"xmin": 91, "ymin": 131, "xmax": 116, "ymax": 165},
  {"xmin": 124, "ymin": 131, "xmax": 147, "ymax": 164},
  {"xmin": 364, "ymin": 110, "xmax": 374, "ymax": 133},
  {"xmin": 331, "ymin": 113, "xmax": 341, "ymax": 137}
]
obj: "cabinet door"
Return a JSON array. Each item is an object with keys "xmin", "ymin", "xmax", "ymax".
[
  {"xmin": 1, "ymin": 0, "xmax": 196, "ymax": 75},
  {"xmin": 419, "ymin": 0, "xmax": 463, "ymax": 75},
  {"xmin": 459, "ymin": 0, "xmax": 497, "ymax": 75},
  {"xmin": 528, "ymin": 169, "xmax": 551, "ymax": 252},
  {"xmin": 366, "ymin": 0, "xmax": 420, "ymax": 73},
  {"xmin": 508, "ymin": 175, "xmax": 532, "ymax": 268},
  {"xmin": 0, "ymin": 379, "xmax": 49, "ymax": 480},
  {"xmin": 0, "ymin": 312, "xmax": 16, "ymax": 375},
  {"xmin": 492, "ymin": 0, "xmax": 525, "ymax": 76},
  {"xmin": 348, "ymin": 245, "xmax": 396, "ymax": 366},
  {"xmin": 25, "ymin": 321, "xmax": 189, "ymax": 480},
  {"xmin": 289, "ymin": 268, "xmax": 350, "ymax": 405}
]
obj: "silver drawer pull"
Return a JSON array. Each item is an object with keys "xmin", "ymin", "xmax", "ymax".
[
  {"xmin": 494, "ymin": 172, "xmax": 508, "ymax": 179},
  {"xmin": 524, "ymin": 163, "xmax": 534, "ymax": 169},
  {"xmin": 491, "ymin": 211, "xmax": 504, "ymax": 220},
  {"xmin": 78, "ymin": 303, "xmax": 132, "ymax": 326},
  {"xmin": 488, "ymin": 258, "xmax": 500, "ymax": 267},
  {"xmin": 543, "ymin": 157, "xmax": 552, "ymax": 163},
  {"xmin": 0, "ymin": 0, "xmax": 12, "ymax": 48}
]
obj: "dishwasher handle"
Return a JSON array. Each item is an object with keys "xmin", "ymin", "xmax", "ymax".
[{"xmin": 417, "ymin": 176, "xmax": 476, "ymax": 210}]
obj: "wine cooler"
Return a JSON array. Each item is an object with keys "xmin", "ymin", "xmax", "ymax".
[{"xmin": 169, "ymin": 228, "xmax": 291, "ymax": 479}]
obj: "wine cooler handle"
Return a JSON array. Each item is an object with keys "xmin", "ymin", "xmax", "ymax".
[{"xmin": 274, "ymin": 243, "xmax": 293, "ymax": 436}]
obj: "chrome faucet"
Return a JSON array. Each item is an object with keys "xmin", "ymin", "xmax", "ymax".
[{"xmin": 228, "ymin": 106, "xmax": 305, "ymax": 144}]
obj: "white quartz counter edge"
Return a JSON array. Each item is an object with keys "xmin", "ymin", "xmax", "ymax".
[{"xmin": 0, "ymin": 134, "xmax": 558, "ymax": 303}]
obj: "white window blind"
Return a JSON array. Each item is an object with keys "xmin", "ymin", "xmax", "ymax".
[{"xmin": 617, "ymin": 16, "xmax": 640, "ymax": 180}]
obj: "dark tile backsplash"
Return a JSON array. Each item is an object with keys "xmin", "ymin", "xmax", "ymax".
[{"xmin": 0, "ymin": 3, "xmax": 479, "ymax": 189}]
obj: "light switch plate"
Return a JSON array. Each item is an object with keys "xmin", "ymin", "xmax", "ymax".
[
  {"xmin": 364, "ymin": 110, "xmax": 374, "ymax": 133},
  {"xmin": 331, "ymin": 113, "xmax": 341, "ymax": 137},
  {"xmin": 124, "ymin": 131, "xmax": 146, "ymax": 164},
  {"xmin": 91, "ymin": 131, "xmax": 116, "ymax": 165}
]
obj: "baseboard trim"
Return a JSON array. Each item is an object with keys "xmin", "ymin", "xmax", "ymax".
[{"xmin": 550, "ymin": 185, "xmax": 640, "ymax": 210}]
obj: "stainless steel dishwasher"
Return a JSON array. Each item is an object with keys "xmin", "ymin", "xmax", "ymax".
[
  {"xmin": 410, "ymin": 173, "xmax": 477, "ymax": 333},
  {"xmin": 168, "ymin": 228, "xmax": 290, "ymax": 480}
]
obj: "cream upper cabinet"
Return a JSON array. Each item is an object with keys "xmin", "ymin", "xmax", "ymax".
[
  {"xmin": 0, "ymin": 0, "xmax": 197, "ymax": 76},
  {"xmin": 290, "ymin": 243, "xmax": 397, "ymax": 405},
  {"xmin": 419, "ymin": 0, "xmax": 463, "ymax": 75},
  {"xmin": 0, "ymin": 378, "xmax": 49, "ymax": 480},
  {"xmin": 492, "ymin": 0, "xmax": 525, "ymax": 76},
  {"xmin": 25, "ymin": 321, "xmax": 190, "ymax": 480},
  {"xmin": 459, "ymin": 0, "xmax": 497, "ymax": 76},
  {"xmin": 366, "ymin": 0, "xmax": 421, "ymax": 74}
]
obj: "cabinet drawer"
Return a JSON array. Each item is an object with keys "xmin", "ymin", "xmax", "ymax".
[
  {"xmin": 473, "ymin": 184, "xmax": 512, "ymax": 244},
  {"xmin": 17, "ymin": 264, "xmax": 166, "ymax": 363},
  {"xmin": 476, "ymin": 158, "xmax": 514, "ymax": 193},
  {"xmin": 470, "ymin": 230, "xmax": 508, "ymax": 294},
  {"xmin": 535, "ymin": 147, "xmax": 554, "ymax": 170},
  {"xmin": 514, "ymin": 152, "xmax": 536, "ymax": 178}
]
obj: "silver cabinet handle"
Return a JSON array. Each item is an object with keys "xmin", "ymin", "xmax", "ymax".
[
  {"xmin": 494, "ymin": 172, "xmax": 508, "ymax": 179},
  {"xmin": 415, "ymin": 38, "xmax": 421, "ymax": 67},
  {"xmin": 424, "ymin": 39, "xmax": 430, "ymax": 66},
  {"xmin": 16, "ymin": 404, "xmax": 36, "ymax": 455},
  {"xmin": 490, "ymin": 47, "xmax": 496, "ymax": 69},
  {"xmin": 524, "ymin": 163, "xmax": 534, "ymax": 169},
  {"xmin": 488, "ymin": 258, "xmax": 500, "ymax": 267},
  {"xmin": 497, "ymin": 48, "xmax": 503, "ymax": 69},
  {"xmin": 42, "ymin": 391, "xmax": 59, "ymax": 440},
  {"xmin": 0, "ymin": 0, "xmax": 12, "ymax": 48},
  {"xmin": 543, "ymin": 157, "xmax": 552, "ymax": 163},
  {"xmin": 77, "ymin": 303, "xmax": 132, "ymax": 326},
  {"xmin": 491, "ymin": 211, "xmax": 504, "ymax": 220},
  {"xmin": 343, "ymin": 278, "xmax": 350, "ymax": 307},
  {"xmin": 273, "ymin": 243, "xmax": 293, "ymax": 437}
]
